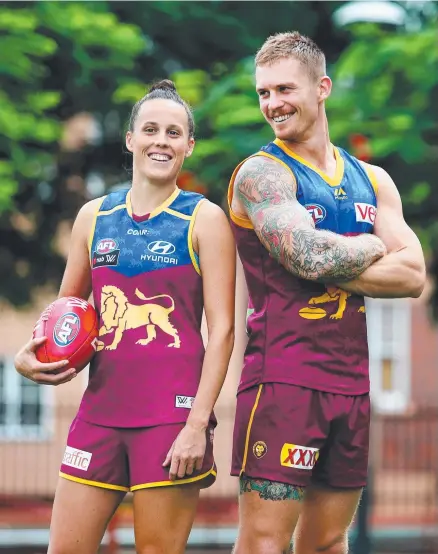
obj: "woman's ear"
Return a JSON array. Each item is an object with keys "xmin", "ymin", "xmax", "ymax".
[
  {"xmin": 126, "ymin": 131, "xmax": 134, "ymax": 153},
  {"xmin": 186, "ymin": 137, "xmax": 195, "ymax": 158}
]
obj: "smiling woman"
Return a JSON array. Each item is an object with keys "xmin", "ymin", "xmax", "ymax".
[{"xmin": 13, "ymin": 80, "xmax": 236, "ymax": 554}]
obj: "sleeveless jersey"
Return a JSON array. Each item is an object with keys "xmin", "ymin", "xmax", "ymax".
[
  {"xmin": 77, "ymin": 187, "xmax": 209, "ymax": 427},
  {"xmin": 228, "ymin": 138, "xmax": 378, "ymax": 396}
]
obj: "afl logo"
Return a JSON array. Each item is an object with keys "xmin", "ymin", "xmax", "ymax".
[
  {"xmin": 306, "ymin": 204, "xmax": 326, "ymax": 225},
  {"xmin": 96, "ymin": 238, "xmax": 118, "ymax": 254},
  {"xmin": 53, "ymin": 312, "xmax": 81, "ymax": 347},
  {"xmin": 147, "ymin": 241, "xmax": 176, "ymax": 255}
]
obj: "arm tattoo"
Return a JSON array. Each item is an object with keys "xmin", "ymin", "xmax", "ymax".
[
  {"xmin": 240, "ymin": 476, "xmax": 305, "ymax": 501},
  {"xmin": 236, "ymin": 156, "xmax": 386, "ymax": 282}
]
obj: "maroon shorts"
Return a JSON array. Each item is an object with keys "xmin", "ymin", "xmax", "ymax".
[
  {"xmin": 60, "ymin": 416, "xmax": 216, "ymax": 492},
  {"xmin": 231, "ymin": 383, "xmax": 370, "ymax": 489}
]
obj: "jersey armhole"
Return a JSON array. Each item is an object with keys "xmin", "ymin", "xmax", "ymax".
[
  {"xmin": 363, "ymin": 165, "xmax": 378, "ymax": 197},
  {"xmin": 87, "ymin": 196, "xmax": 107, "ymax": 260},
  {"xmin": 188, "ymin": 199, "xmax": 206, "ymax": 276},
  {"xmin": 227, "ymin": 152, "xmax": 297, "ymax": 229}
]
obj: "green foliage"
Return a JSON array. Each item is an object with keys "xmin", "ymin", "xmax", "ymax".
[{"xmin": 0, "ymin": 2, "xmax": 144, "ymax": 212}]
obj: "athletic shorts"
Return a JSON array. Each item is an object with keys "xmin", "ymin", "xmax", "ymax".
[
  {"xmin": 231, "ymin": 383, "xmax": 370, "ymax": 489},
  {"xmin": 60, "ymin": 416, "xmax": 217, "ymax": 492}
]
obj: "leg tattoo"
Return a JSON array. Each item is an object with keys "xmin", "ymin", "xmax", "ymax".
[{"xmin": 240, "ymin": 476, "xmax": 305, "ymax": 501}]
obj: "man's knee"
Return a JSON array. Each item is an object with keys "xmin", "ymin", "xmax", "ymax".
[
  {"xmin": 234, "ymin": 538, "xmax": 292, "ymax": 554},
  {"xmin": 315, "ymin": 532, "xmax": 348, "ymax": 554},
  {"xmin": 234, "ymin": 529, "xmax": 292, "ymax": 554}
]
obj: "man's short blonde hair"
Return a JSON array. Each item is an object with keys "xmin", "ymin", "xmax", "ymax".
[{"xmin": 255, "ymin": 31, "xmax": 326, "ymax": 80}]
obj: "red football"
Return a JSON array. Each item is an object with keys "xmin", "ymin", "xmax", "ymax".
[{"xmin": 33, "ymin": 297, "xmax": 99, "ymax": 373}]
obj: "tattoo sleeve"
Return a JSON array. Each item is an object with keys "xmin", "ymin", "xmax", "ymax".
[
  {"xmin": 240, "ymin": 476, "xmax": 305, "ymax": 501},
  {"xmin": 235, "ymin": 156, "xmax": 386, "ymax": 282}
]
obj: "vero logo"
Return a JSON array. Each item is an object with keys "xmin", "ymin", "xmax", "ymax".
[{"xmin": 355, "ymin": 203, "xmax": 376, "ymax": 225}]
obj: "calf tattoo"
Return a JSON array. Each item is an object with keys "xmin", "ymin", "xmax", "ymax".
[{"xmin": 240, "ymin": 476, "xmax": 305, "ymax": 501}]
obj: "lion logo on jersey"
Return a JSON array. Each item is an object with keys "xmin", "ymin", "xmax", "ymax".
[
  {"xmin": 97, "ymin": 286, "xmax": 180, "ymax": 351},
  {"xmin": 299, "ymin": 286, "xmax": 365, "ymax": 320}
]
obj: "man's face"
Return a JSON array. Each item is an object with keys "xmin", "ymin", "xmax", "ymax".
[{"xmin": 256, "ymin": 57, "xmax": 324, "ymax": 142}]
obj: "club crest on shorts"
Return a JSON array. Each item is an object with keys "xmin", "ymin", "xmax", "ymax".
[{"xmin": 253, "ymin": 440, "xmax": 267, "ymax": 459}]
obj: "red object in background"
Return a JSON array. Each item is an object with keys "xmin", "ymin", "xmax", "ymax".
[
  {"xmin": 33, "ymin": 297, "xmax": 98, "ymax": 372},
  {"xmin": 349, "ymin": 133, "xmax": 372, "ymax": 162},
  {"xmin": 177, "ymin": 170, "xmax": 208, "ymax": 195}
]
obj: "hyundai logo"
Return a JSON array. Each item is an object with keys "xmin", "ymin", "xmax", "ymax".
[{"xmin": 147, "ymin": 241, "xmax": 176, "ymax": 255}]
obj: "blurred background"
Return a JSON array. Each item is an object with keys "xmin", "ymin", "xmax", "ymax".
[{"xmin": 0, "ymin": 1, "xmax": 438, "ymax": 552}]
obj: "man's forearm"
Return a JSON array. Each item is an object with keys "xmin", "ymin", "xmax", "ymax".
[
  {"xmin": 336, "ymin": 249, "xmax": 425, "ymax": 298},
  {"xmin": 260, "ymin": 217, "xmax": 386, "ymax": 282}
]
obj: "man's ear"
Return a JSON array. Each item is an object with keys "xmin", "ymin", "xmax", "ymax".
[{"xmin": 319, "ymin": 75, "xmax": 332, "ymax": 101}]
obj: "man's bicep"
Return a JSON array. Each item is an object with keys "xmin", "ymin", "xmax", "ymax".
[
  {"xmin": 234, "ymin": 155, "xmax": 314, "ymax": 259},
  {"xmin": 372, "ymin": 166, "xmax": 420, "ymax": 252},
  {"xmin": 235, "ymin": 155, "xmax": 297, "ymax": 215}
]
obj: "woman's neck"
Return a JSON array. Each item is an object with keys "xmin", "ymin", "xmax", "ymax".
[{"xmin": 130, "ymin": 179, "xmax": 177, "ymax": 217}]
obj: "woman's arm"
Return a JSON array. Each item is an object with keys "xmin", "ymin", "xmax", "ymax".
[
  {"xmin": 164, "ymin": 200, "xmax": 236, "ymax": 480},
  {"xmin": 14, "ymin": 198, "xmax": 101, "ymax": 385}
]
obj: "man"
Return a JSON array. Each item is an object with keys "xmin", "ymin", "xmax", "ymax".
[{"xmin": 228, "ymin": 32, "xmax": 425, "ymax": 554}]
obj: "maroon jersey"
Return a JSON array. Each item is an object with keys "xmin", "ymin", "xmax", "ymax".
[
  {"xmin": 77, "ymin": 188, "xmax": 212, "ymax": 427},
  {"xmin": 229, "ymin": 141, "xmax": 379, "ymax": 396}
]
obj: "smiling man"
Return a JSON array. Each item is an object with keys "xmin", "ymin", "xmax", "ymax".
[{"xmin": 228, "ymin": 32, "xmax": 426, "ymax": 554}]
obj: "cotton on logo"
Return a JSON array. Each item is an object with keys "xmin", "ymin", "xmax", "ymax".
[
  {"xmin": 96, "ymin": 238, "xmax": 118, "ymax": 254},
  {"xmin": 355, "ymin": 203, "xmax": 376, "ymax": 225},
  {"xmin": 280, "ymin": 444, "xmax": 319, "ymax": 470},
  {"xmin": 148, "ymin": 241, "xmax": 176, "ymax": 255}
]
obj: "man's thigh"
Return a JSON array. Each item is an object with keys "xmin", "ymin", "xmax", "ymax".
[
  {"xmin": 312, "ymin": 393, "xmax": 370, "ymax": 489},
  {"xmin": 294, "ymin": 484, "xmax": 362, "ymax": 554},
  {"xmin": 232, "ymin": 383, "xmax": 331, "ymax": 553}
]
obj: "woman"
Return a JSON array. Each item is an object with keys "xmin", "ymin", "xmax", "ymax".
[{"xmin": 14, "ymin": 80, "xmax": 236, "ymax": 554}]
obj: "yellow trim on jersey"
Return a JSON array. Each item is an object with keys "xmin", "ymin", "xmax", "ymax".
[
  {"xmin": 126, "ymin": 187, "xmax": 181, "ymax": 220},
  {"xmin": 188, "ymin": 199, "xmax": 205, "ymax": 276},
  {"xmin": 240, "ymin": 384, "xmax": 263, "ymax": 475},
  {"xmin": 364, "ymin": 165, "xmax": 378, "ymax": 196},
  {"xmin": 164, "ymin": 207, "xmax": 191, "ymax": 220},
  {"xmin": 227, "ymin": 156, "xmax": 254, "ymax": 229},
  {"xmin": 130, "ymin": 465, "xmax": 217, "ymax": 491},
  {"xmin": 59, "ymin": 472, "xmax": 129, "ymax": 492},
  {"xmin": 98, "ymin": 204, "xmax": 126, "ymax": 216},
  {"xmin": 274, "ymin": 138, "xmax": 345, "ymax": 187},
  {"xmin": 87, "ymin": 196, "xmax": 107, "ymax": 257}
]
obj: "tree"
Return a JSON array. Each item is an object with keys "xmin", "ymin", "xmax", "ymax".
[
  {"xmin": 0, "ymin": 2, "xmax": 144, "ymax": 305},
  {"xmin": 1, "ymin": 0, "xmax": 346, "ymax": 306}
]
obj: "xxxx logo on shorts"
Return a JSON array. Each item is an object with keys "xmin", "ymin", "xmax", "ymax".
[{"xmin": 280, "ymin": 444, "xmax": 319, "ymax": 470}]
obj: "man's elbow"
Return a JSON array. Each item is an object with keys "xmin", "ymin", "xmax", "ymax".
[{"xmin": 408, "ymin": 266, "xmax": 426, "ymax": 298}]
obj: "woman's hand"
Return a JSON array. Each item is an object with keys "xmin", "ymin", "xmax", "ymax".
[
  {"xmin": 14, "ymin": 336, "xmax": 76, "ymax": 385},
  {"xmin": 163, "ymin": 423, "xmax": 207, "ymax": 480}
]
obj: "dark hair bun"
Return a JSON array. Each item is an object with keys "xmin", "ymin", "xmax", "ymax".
[{"xmin": 149, "ymin": 79, "xmax": 177, "ymax": 93}]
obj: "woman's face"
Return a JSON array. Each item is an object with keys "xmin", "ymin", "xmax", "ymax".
[{"xmin": 126, "ymin": 98, "xmax": 194, "ymax": 184}]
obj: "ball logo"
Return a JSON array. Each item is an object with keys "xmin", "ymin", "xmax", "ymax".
[
  {"xmin": 305, "ymin": 204, "xmax": 326, "ymax": 224},
  {"xmin": 53, "ymin": 312, "xmax": 81, "ymax": 347},
  {"xmin": 147, "ymin": 240, "xmax": 176, "ymax": 255},
  {"xmin": 96, "ymin": 238, "xmax": 118, "ymax": 254}
]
